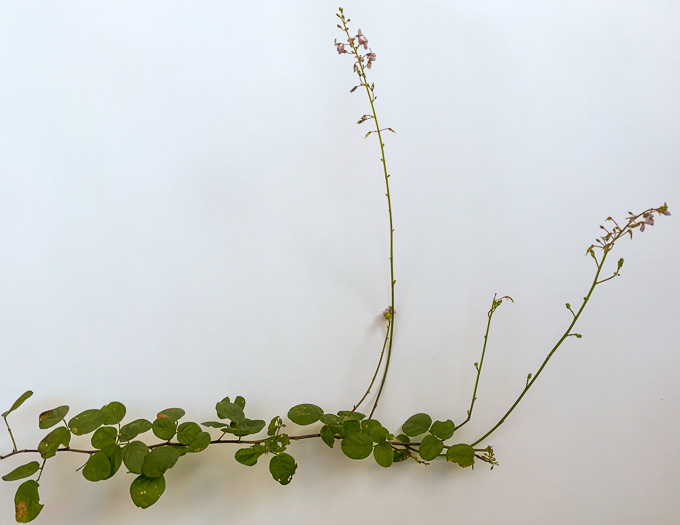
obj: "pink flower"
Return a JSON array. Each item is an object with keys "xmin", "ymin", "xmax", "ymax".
[
  {"xmin": 365, "ymin": 50, "xmax": 376, "ymax": 68},
  {"xmin": 356, "ymin": 29, "xmax": 368, "ymax": 49},
  {"xmin": 334, "ymin": 39, "xmax": 347, "ymax": 54},
  {"xmin": 640, "ymin": 212, "xmax": 654, "ymax": 232}
]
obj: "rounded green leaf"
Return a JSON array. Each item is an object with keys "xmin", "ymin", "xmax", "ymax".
[
  {"xmin": 373, "ymin": 442, "xmax": 394, "ymax": 468},
  {"xmin": 2, "ymin": 462, "xmax": 40, "ymax": 482},
  {"xmin": 91, "ymin": 426, "xmax": 118, "ymax": 449},
  {"xmin": 14, "ymin": 480, "xmax": 43, "ymax": 523},
  {"xmin": 38, "ymin": 427, "xmax": 71, "ymax": 459},
  {"xmin": 101, "ymin": 402, "xmax": 126, "ymax": 425},
  {"xmin": 234, "ymin": 396, "xmax": 246, "ymax": 409},
  {"xmin": 224, "ymin": 418, "xmax": 266, "ymax": 437},
  {"xmin": 341, "ymin": 432, "xmax": 373, "ymax": 460},
  {"xmin": 287, "ymin": 404, "xmax": 324, "ymax": 426},
  {"xmin": 68, "ymin": 409, "xmax": 104, "ymax": 436},
  {"xmin": 157, "ymin": 408, "xmax": 185, "ymax": 421},
  {"xmin": 177, "ymin": 422, "xmax": 202, "ymax": 445},
  {"xmin": 269, "ymin": 453, "xmax": 297, "ymax": 485},
  {"xmin": 215, "ymin": 400, "xmax": 245, "ymax": 423},
  {"xmin": 235, "ymin": 444, "xmax": 267, "ymax": 466},
  {"xmin": 430, "ymin": 419, "xmax": 455, "ymax": 441},
  {"xmin": 336, "ymin": 410, "xmax": 365, "ymax": 421},
  {"xmin": 142, "ymin": 446, "xmax": 181, "ymax": 478},
  {"xmin": 83, "ymin": 451, "xmax": 111, "ymax": 482},
  {"xmin": 186, "ymin": 432, "xmax": 211, "ymax": 453},
  {"xmin": 101, "ymin": 444, "xmax": 123, "ymax": 478},
  {"xmin": 396, "ymin": 433, "xmax": 410, "ymax": 444},
  {"xmin": 419, "ymin": 434, "xmax": 444, "ymax": 461},
  {"xmin": 38, "ymin": 406, "xmax": 69, "ymax": 430},
  {"xmin": 123, "ymin": 441, "xmax": 149, "ymax": 475},
  {"xmin": 446, "ymin": 443, "xmax": 475, "ymax": 468},
  {"xmin": 320, "ymin": 425, "xmax": 335, "ymax": 448},
  {"xmin": 342, "ymin": 419, "xmax": 361, "ymax": 436},
  {"xmin": 402, "ymin": 413, "xmax": 432, "ymax": 437},
  {"xmin": 152, "ymin": 418, "xmax": 177, "ymax": 440},
  {"xmin": 119, "ymin": 419, "xmax": 152, "ymax": 442},
  {"xmin": 361, "ymin": 419, "xmax": 389, "ymax": 443},
  {"xmin": 3, "ymin": 390, "xmax": 33, "ymax": 418},
  {"xmin": 130, "ymin": 475, "xmax": 166, "ymax": 509}
]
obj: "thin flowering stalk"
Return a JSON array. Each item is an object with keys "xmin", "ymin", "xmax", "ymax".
[
  {"xmin": 471, "ymin": 203, "xmax": 670, "ymax": 446},
  {"xmin": 336, "ymin": 8, "xmax": 396, "ymax": 418}
]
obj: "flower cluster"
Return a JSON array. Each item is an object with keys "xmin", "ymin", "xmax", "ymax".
[
  {"xmin": 638, "ymin": 203, "xmax": 671, "ymax": 232},
  {"xmin": 590, "ymin": 203, "xmax": 670, "ymax": 256},
  {"xmin": 335, "ymin": 9, "xmax": 376, "ymax": 73}
]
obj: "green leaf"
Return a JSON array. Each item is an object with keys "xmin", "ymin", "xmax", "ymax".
[
  {"xmin": 373, "ymin": 442, "xmax": 394, "ymax": 468},
  {"xmin": 38, "ymin": 427, "xmax": 71, "ymax": 459},
  {"xmin": 186, "ymin": 432, "xmax": 211, "ymax": 453},
  {"xmin": 2, "ymin": 462, "xmax": 40, "ymax": 482},
  {"xmin": 419, "ymin": 434, "xmax": 444, "ymax": 461},
  {"xmin": 320, "ymin": 413, "xmax": 343, "ymax": 425},
  {"xmin": 177, "ymin": 422, "xmax": 202, "ymax": 445},
  {"xmin": 130, "ymin": 475, "xmax": 165, "ymax": 509},
  {"xmin": 201, "ymin": 421, "xmax": 228, "ymax": 429},
  {"xmin": 393, "ymin": 448, "xmax": 412, "ymax": 463},
  {"xmin": 38, "ymin": 406, "xmax": 69, "ymax": 430},
  {"xmin": 101, "ymin": 443, "xmax": 123, "ymax": 478},
  {"xmin": 100, "ymin": 402, "xmax": 126, "ymax": 425},
  {"xmin": 265, "ymin": 434, "xmax": 290, "ymax": 454},
  {"xmin": 341, "ymin": 432, "xmax": 373, "ymax": 460},
  {"xmin": 396, "ymin": 433, "xmax": 410, "ymax": 444},
  {"xmin": 234, "ymin": 444, "xmax": 267, "ymax": 467},
  {"xmin": 82, "ymin": 451, "xmax": 111, "ymax": 482},
  {"xmin": 342, "ymin": 420, "xmax": 361, "ymax": 436},
  {"xmin": 446, "ymin": 444, "xmax": 475, "ymax": 468},
  {"xmin": 267, "ymin": 416, "xmax": 283, "ymax": 436},
  {"xmin": 119, "ymin": 419, "xmax": 152, "ymax": 442},
  {"xmin": 269, "ymin": 453, "xmax": 297, "ymax": 485},
  {"xmin": 152, "ymin": 418, "xmax": 177, "ymax": 441},
  {"xmin": 68, "ymin": 409, "xmax": 104, "ymax": 436},
  {"xmin": 319, "ymin": 425, "xmax": 335, "ymax": 448},
  {"xmin": 223, "ymin": 418, "xmax": 266, "ymax": 437},
  {"xmin": 142, "ymin": 446, "xmax": 181, "ymax": 478},
  {"xmin": 2, "ymin": 391, "xmax": 33, "ymax": 418},
  {"xmin": 402, "ymin": 413, "xmax": 432, "ymax": 437},
  {"xmin": 337, "ymin": 410, "xmax": 365, "ymax": 421},
  {"xmin": 91, "ymin": 426, "xmax": 118, "ymax": 449},
  {"xmin": 157, "ymin": 408, "xmax": 185, "ymax": 421},
  {"xmin": 287, "ymin": 404, "xmax": 324, "ymax": 426},
  {"xmin": 234, "ymin": 396, "xmax": 246, "ymax": 409},
  {"xmin": 14, "ymin": 480, "xmax": 43, "ymax": 523},
  {"xmin": 361, "ymin": 419, "xmax": 389, "ymax": 443},
  {"xmin": 123, "ymin": 441, "xmax": 149, "ymax": 475},
  {"xmin": 430, "ymin": 419, "xmax": 455, "ymax": 441},
  {"xmin": 215, "ymin": 399, "xmax": 245, "ymax": 423}
]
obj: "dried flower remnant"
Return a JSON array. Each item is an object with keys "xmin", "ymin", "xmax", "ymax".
[{"xmin": 382, "ymin": 306, "xmax": 394, "ymax": 320}]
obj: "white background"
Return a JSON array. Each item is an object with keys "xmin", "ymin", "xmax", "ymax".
[{"xmin": 1, "ymin": 1, "xmax": 679, "ymax": 524}]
